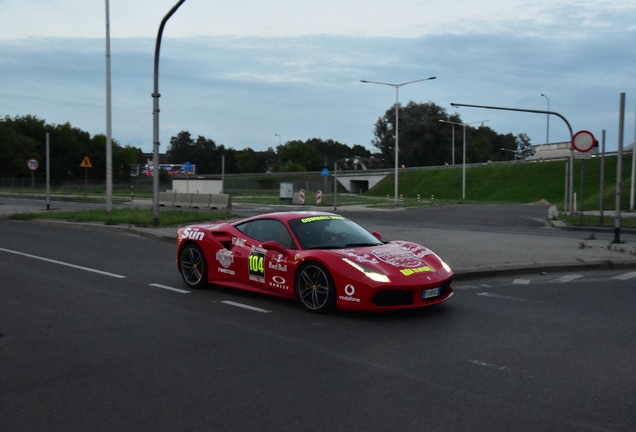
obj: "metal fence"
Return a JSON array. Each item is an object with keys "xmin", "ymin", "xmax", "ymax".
[
  {"xmin": 0, "ymin": 177, "xmax": 165, "ymax": 194},
  {"xmin": 0, "ymin": 175, "xmax": 336, "ymax": 195}
]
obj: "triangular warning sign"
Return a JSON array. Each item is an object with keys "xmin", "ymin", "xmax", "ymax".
[{"xmin": 80, "ymin": 157, "xmax": 92, "ymax": 168}]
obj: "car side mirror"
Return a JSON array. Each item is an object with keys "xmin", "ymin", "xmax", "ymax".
[
  {"xmin": 262, "ymin": 240, "xmax": 290, "ymax": 255},
  {"xmin": 372, "ymin": 231, "xmax": 382, "ymax": 240}
]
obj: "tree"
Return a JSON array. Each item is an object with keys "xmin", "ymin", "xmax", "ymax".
[
  {"xmin": 0, "ymin": 118, "xmax": 39, "ymax": 176},
  {"xmin": 166, "ymin": 131, "xmax": 195, "ymax": 163},
  {"xmin": 166, "ymin": 131, "xmax": 239, "ymax": 174},
  {"xmin": 277, "ymin": 140, "xmax": 322, "ymax": 171},
  {"xmin": 372, "ymin": 101, "xmax": 454, "ymax": 167},
  {"xmin": 0, "ymin": 115, "xmax": 136, "ymax": 180},
  {"xmin": 371, "ymin": 102, "xmax": 532, "ymax": 166}
]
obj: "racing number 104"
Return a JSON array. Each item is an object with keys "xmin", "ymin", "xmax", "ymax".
[{"xmin": 249, "ymin": 254, "xmax": 265, "ymax": 274}]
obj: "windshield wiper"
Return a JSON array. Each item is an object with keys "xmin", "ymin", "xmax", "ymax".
[{"xmin": 343, "ymin": 242, "xmax": 381, "ymax": 248}]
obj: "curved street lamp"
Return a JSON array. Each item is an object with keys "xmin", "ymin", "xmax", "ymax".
[
  {"xmin": 152, "ymin": 0, "xmax": 187, "ymax": 225},
  {"xmin": 361, "ymin": 76, "xmax": 437, "ymax": 204}
]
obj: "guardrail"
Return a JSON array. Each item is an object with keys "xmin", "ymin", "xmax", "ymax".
[{"xmin": 159, "ymin": 192, "xmax": 232, "ymax": 211}]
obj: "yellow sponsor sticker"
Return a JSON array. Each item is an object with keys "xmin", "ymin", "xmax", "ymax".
[
  {"xmin": 400, "ymin": 265, "xmax": 434, "ymax": 276},
  {"xmin": 300, "ymin": 215, "xmax": 345, "ymax": 223}
]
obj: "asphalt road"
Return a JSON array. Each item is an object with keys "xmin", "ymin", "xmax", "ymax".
[{"xmin": 1, "ymin": 219, "xmax": 635, "ymax": 431}]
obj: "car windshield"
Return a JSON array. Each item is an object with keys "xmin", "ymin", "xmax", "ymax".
[{"xmin": 288, "ymin": 215, "xmax": 383, "ymax": 250}]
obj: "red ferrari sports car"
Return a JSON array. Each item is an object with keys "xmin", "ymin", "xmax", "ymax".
[{"xmin": 176, "ymin": 211, "xmax": 453, "ymax": 313}]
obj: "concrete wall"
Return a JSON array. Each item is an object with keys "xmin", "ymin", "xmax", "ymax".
[{"xmin": 172, "ymin": 179, "xmax": 223, "ymax": 194}]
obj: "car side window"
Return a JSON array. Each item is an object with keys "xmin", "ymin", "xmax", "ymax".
[{"xmin": 238, "ymin": 219, "xmax": 296, "ymax": 249}]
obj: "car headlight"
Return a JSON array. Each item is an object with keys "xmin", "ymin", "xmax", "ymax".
[
  {"xmin": 342, "ymin": 258, "xmax": 391, "ymax": 283},
  {"xmin": 441, "ymin": 260, "xmax": 452, "ymax": 273}
]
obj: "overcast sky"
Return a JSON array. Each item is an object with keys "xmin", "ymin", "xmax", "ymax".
[{"xmin": 1, "ymin": 0, "xmax": 635, "ymax": 156}]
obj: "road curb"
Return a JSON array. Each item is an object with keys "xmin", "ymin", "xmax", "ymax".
[{"xmin": 453, "ymin": 259, "xmax": 636, "ymax": 280}]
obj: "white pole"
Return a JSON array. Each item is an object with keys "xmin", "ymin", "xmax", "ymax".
[
  {"xmin": 600, "ymin": 130, "xmax": 606, "ymax": 224},
  {"xmin": 462, "ymin": 123, "xmax": 466, "ymax": 200},
  {"xmin": 564, "ymin": 162, "xmax": 568, "ymax": 214},
  {"xmin": 451, "ymin": 124, "xmax": 455, "ymax": 165},
  {"xmin": 105, "ymin": 0, "xmax": 113, "ymax": 212},
  {"xmin": 222, "ymin": 155, "xmax": 225, "ymax": 194},
  {"xmin": 630, "ymin": 101, "xmax": 636, "ymax": 212},
  {"xmin": 46, "ymin": 132, "xmax": 50, "ymax": 210},
  {"xmin": 394, "ymin": 87, "xmax": 399, "ymax": 205},
  {"xmin": 333, "ymin": 162, "xmax": 338, "ymax": 211},
  {"xmin": 614, "ymin": 93, "xmax": 625, "ymax": 243}
]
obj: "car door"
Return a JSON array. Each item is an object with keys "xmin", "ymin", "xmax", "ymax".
[{"xmin": 233, "ymin": 219, "xmax": 297, "ymax": 295}]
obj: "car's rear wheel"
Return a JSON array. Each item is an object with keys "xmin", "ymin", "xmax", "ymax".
[
  {"xmin": 180, "ymin": 243, "xmax": 207, "ymax": 289},
  {"xmin": 295, "ymin": 262, "xmax": 336, "ymax": 313}
]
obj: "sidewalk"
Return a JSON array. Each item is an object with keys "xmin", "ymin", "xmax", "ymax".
[{"xmin": 3, "ymin": 198, "xmax": 636, "ymax": 279}]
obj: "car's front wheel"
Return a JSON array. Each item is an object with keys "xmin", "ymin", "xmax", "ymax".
[
  {"xmin": 180, "ymin": 243, "xmax": 207, "ymax": 289},
  {"xmin": 295, "ymin": 262, "xmax": 336, "ymax": 313}
]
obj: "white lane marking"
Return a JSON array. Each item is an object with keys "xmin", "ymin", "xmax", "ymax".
[
  {"xmin": 222, "ymin": 301, "xmax": 272, "ymax": 313},
  {"xmin": 612, "ymin": 271, "xmax": 636, "ymax": 280},
  {"xmin": 0, "ymin": 247, "xmax": 126, "ymax": 278},
  {"xmin": 469, "ymin": 359, "xmax": 507, "ymax": 371},
  {"xmin": 477, "ymin": 292, "xmax": 539, "ymax": 303},
  {"xmin": 552, "ymin": 274, "xmax": 584, "ymax": 283},
  {"xmin": 513, "ymin": 279, "xmax": 531, "ymax": 285},
  {"xmin": 454, "ymin": 284, "xmax": 492, "ymax": 290},
  {"xmin": 149, "ymin": 283, "xmax": 190, "ymax": 294}
]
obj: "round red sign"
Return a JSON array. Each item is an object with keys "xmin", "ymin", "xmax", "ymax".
[{"xmin": 572, "ymin": 130, "xmax": 596, "ymax": 153}]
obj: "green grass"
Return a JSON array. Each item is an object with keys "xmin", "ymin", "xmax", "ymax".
[
  {"xmin": 233, "ymin": 193, "xmax": 387, "ymax": 206},
  {"xmin": 9, "ymin": 208, "xmax": 235, "ymax": 227},
  {"xmin": 559, "ymin": 214, "xmax": 636, "ymax": 228},
  {"xmin": 368, "ymin": 156, "xmax": 634, "ymax": 211}
]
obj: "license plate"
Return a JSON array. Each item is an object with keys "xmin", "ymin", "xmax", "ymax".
[{"xmin": 423, "ymin": 288, "xmax": 440, "ymax": 299}]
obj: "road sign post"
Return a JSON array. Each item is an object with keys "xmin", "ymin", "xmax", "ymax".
[
  {"xmin": 571, "ymin": 130, "xmax": 597, "ymax": 220},
  {"xmin": 80, "ymin": 157, "xmax": 93, "ymax": 195},
  {"xmin": 27, "ymin": 158, "xmax": 39, "ymax": 189},
  {"xmin": 183, "ymin": 161, "xmax": 193, "ymax": 193}
]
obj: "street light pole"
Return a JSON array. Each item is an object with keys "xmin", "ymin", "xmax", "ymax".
[
  {"xmin": 105, "ymin": 0, "xmax": 113, "ymax": 213},
  {"xmin": 439, "ymin": 119, "xmax": 466, "ymax": 198},
  {"xmin": 440, "ymin": 119, "xmax": 488, "ymax": 200},
  {"xmin": 361, "ymin": 76, "xmax": 436, "ymax": 204},
  {"xmin": 541, "ymin": 93, "xmax": 550, "ymax": 145},
  {"xmin": 275, "ymin": 133, "xmax": 281, "ymax": 146},
  {"xmin": 152, "ymin": 0, "xmax": 187, "ymax": 226}
]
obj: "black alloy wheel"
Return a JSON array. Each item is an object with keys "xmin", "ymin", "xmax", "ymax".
[{"xmin": 180, "ymin": 244, "xmax": 207, "ymax": 289}]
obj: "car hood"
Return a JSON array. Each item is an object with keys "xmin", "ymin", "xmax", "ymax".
[{"xmin": 331, "ymin": 241, "xmax": 451, "ymax": 278}]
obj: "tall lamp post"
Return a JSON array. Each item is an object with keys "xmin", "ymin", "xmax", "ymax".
[
  {"xmin": 361, "ymin": 76, "xmax": 436, "ymax": 204},
  {"xmin": 541, "ymin": 93, "xmax": 550, "ymax": 145},
  {"xmin": 439, "ymin": 120, "xmax": 467, "ymax": 199},
  {"xmin": 152, "ymin": 0, "xmax": 187, "ymax": 225},
  {"xmin": 275, "ymin": 133, "xmax": 281, "ymax": 146},
  {"xmin": 439, "ymin": 119, "xmax": 487, "ymax": 199}
]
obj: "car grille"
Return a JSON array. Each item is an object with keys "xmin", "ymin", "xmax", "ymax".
[{"xmin": 370, "ymin": 279, "xmax": 452, "ymax": 307}]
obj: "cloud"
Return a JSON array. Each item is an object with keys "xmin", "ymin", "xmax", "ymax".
[{"xmin": 1, "ymin": 19, "xmax": 635, "ymax": 154}]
